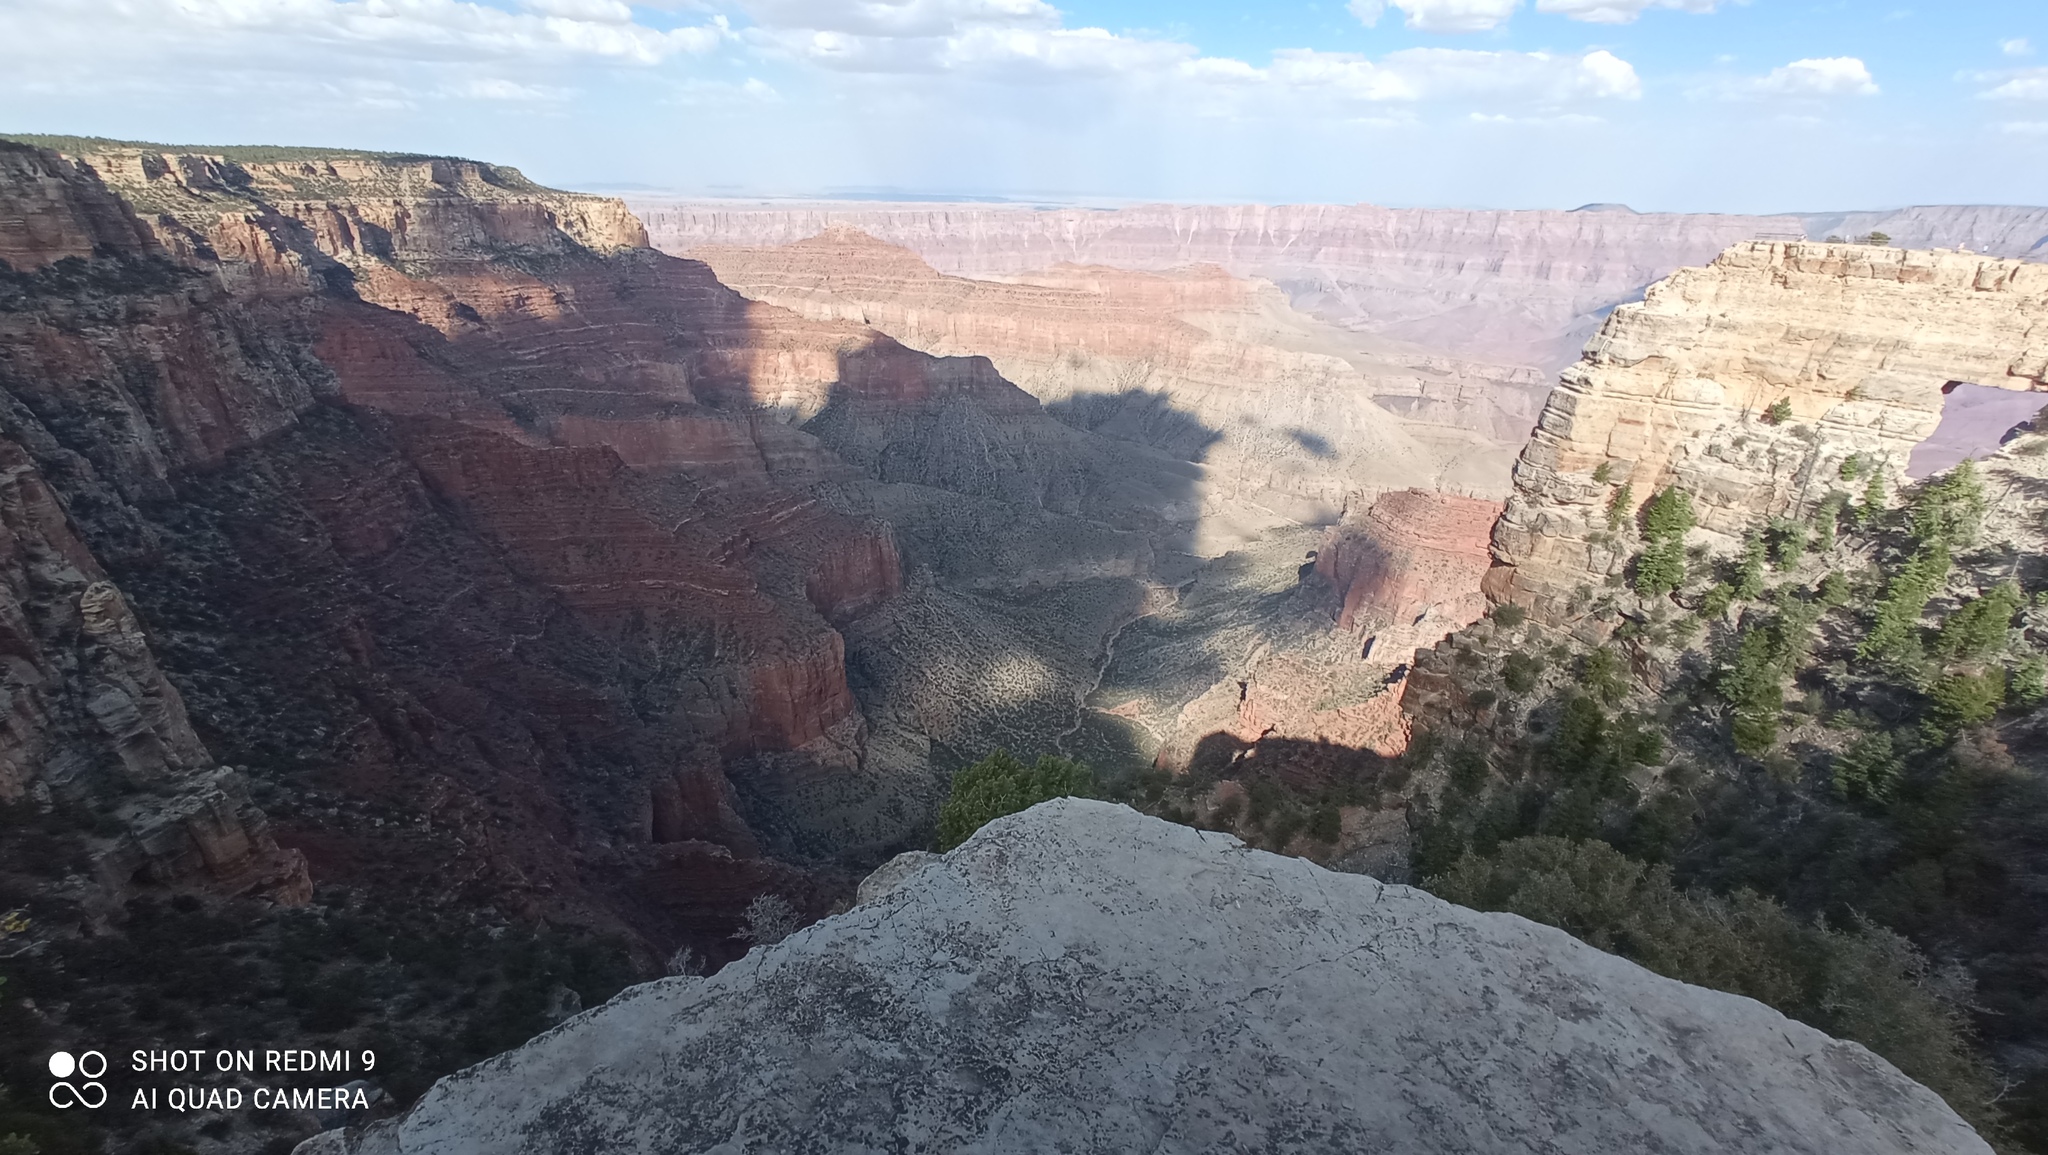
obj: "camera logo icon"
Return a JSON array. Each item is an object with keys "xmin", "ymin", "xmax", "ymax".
[{"xmin": 48, "ymin": 1051, "xmax": 107, "ymax": 1109}]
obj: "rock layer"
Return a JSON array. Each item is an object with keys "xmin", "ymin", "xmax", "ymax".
[
  {"xmin": 1318, "ymin": 489, "xmax": 1501, "ymax": 638},
  {"xmin": 689, "ymin": 229, "xmax": 1453, "ymax": 534},
  {"xmin": 1492, "ymin": 241, "xmax": 2048, "ymax": 616},
  {"xmin": 0, "ymin": 137, "xmax": 1165, "ymax": 953},
  {"xmin": 636, "ymin": 200, "xmax": 1823, "ymax": 368},
  {"xmin": 307, "ymin": 798, "xmax": 1992, "ymax": 1155}
]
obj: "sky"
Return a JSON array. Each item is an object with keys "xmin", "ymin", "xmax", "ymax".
[{"xmin": 2, "ymin": 0, "xmax": 2045, "ymax": 212}]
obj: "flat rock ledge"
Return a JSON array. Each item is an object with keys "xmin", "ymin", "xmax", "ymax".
[{"xmin": 305, "ymin": 799, "xmax": 1989, "ymax": 1155}]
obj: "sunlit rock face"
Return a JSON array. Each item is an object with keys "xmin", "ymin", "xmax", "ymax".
[
  {"xmin": 1318, "ymin": 489, "xmax": 1501, "ymax": 640},
  {"xmin": 307, "ymin": 799, "xmax": 1991, "ymax": 1155},
  {"xmin": 1490, "ymin": 241, "xmax": 2048, "ymax": 618}
]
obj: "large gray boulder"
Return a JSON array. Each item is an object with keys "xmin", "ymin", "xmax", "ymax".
[{"xmin": 307, "ymin": 799, "xmax": 1989, "ymax": 1154}]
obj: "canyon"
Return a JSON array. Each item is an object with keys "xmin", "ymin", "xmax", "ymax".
[
  {"xmin": 0, "ymin": 137, "xmax": 1173, "ymax": 963},
  {"xmin": 634, "ymin": 198, "xmax": 2048, "ymax": 372},
  {"xmin": 5, "ymin": 133, "xmax": 2048, "ymax": 1154}
]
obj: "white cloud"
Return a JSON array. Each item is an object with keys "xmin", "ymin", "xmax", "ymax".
[
  {"xmin": 1347, "ymin": 0, "xmax": 1521, "ymax": 34},
  {"xmin": 20, "ymin": 0, "xmax": 729, "ymax": 66},
  {"xmin": 446, "ymin": 77, "xmax": 572, "ymax": 101},
  {"xmin": 0, "ymin": 0, "xmax": 729, "ymax": 132},
  {"xmin": 1534, "ymin": 0, "xmax": 1716, "ymax": 23},
  {"xmin": 1351, "ymin": 0, "xmax": 1714, "ymax": 29},
  {"xmin": 1703, "ymin": 56, "xmax": 1879, "ymax": 99},
  {"xmin": 2000, "ymin": 121, "xmax": 2048, "ymax": 134},
  {"xmin": 741, "ymin": 0, "xmax": 1057, "ymax": 37},
  {"xmin": 1262, "ymin": 47, "xmax": 1640, "ymax": 102},
  {"xmin": 1983, "ymin": 68, "xmax": 2048, "ymax": 100},
  {"xmin": 739, "ymin": 0, "xmax": 1189, "ymax": 76},
  {"xmin": 2002, "ymin": 38, "xmax": 2033, "ymax": 58},
  {"xmin": 520, "ymin": 0, "xmax": 633, "ymax": 21},
  {"xmin": 1758, "ymin": 57, "xmax": 1878, "ymax": 96}
]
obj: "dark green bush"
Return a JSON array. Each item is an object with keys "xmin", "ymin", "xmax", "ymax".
[
  {"xmin": 1923, "ymin": 670, "xmax": 2006, "ymax": 739},
  {"xmin": 934, "ymin": 750, "xmax": 1093, "ymax": 851},
  {"xmin": 1502, "ymin": 651, "xmax": 1544, "ymax": 694},
  {"xmin": 1935, "ymin": 581, "xmax": 2023, "ymax": 661},
  {"xmin": 1429, "ymin": 837, "xmax": 1998, "ymax": 1130},
  {"xmin": 1307, "ymin": 805, "xmax": 1343, "ymax": 844}
]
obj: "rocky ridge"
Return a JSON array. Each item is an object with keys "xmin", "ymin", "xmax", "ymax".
[
  {"xmin": 1491, "ymin": 241, "xmax": 2048, "ymax": 617},
  {"xmin": 305, "ymin": 798, "xmax": 1991, "ymax": 1155},
  {"xmin": 634, "ymin": 200, "xmax": 1828, "ymax": 369}
]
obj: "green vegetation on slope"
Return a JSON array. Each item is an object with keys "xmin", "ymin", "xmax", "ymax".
[
  {"xmin": 1403, "ymin": 453, "xmax": 2048, "ymax": 1148},
  {"xmin": 935, "ymin": 750, "xmax": 1094, "ymax": 851}
]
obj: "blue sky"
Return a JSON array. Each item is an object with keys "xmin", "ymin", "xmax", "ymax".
[{"xmin": 3, "ymin": 0, "xmax": 2044, "ymax": 211}]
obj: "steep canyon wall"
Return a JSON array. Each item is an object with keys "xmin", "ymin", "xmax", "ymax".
[
  {"xmin": 1491, "ymin": 241, "xmax": 2048, "ymax": 617},
  {"xmin": 0, "ymin": 139, "xmax": 1190, "ymax": 956}
]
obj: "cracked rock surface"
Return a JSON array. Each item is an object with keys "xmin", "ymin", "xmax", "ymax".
[{"xmin": 308, "ymin": 798, "xmax": 1988, "ymax": 1155}]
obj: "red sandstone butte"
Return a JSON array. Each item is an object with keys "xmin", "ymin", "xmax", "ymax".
[{"xmin": 1317, "ymin": 490, "xmax": 1502, "ymax": 638}]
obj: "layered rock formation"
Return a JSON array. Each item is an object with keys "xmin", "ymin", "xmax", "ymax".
[
  {"xmin": 1490, "ymin": 241, "xmax": 2048, "ymax": 616},
  {"xmin": 689, "ymin": 229, "xmax": 1459, "ymax": 538},
  {"xmin": 639, "ymin": 200, "xmax": 2048, "ymax": 363},
  {"xmin": 0, "ymin": 136, "xmax": 1198, "ymax": 955},
  {"xmin": 307, "ymin": 799, "xmax": 1991, "ymax": 1155},
  {"xmin": 1797, "ymin": 205, "xmax": 2048, "ymax": 260},
  {"xmin": 636, "ymin": 200, "xmax": 1826, "ymax": 369},
  {"xmin": 1317, "ymin": 489, "xmax": 1500, "ymax": 640}
]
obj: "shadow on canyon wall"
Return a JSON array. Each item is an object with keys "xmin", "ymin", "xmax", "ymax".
[{"xmin": 0, "ymin": 140, "xmax": 1441, "ymax": 1153}]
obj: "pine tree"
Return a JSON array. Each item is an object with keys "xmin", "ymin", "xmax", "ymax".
[
  {"xmin": 1832, "ymin": 733, "xmax": 1903, "ymax": 802},
  {"xmin": 1721, "ymin": 625, "xmax": 1785, "ymax": 755},
  {"xmin": 1633, "ymin": 487, "xmax": 1695, "ymax": 597},
  {"xmin": 1606, "ymin": 482, "xmax": 1635, "ymax": 532},
  {"xmin": 1733, "ymin": 530, "xmax": 1768, "ymax": 600},
  {"xmin": 1860, "ymin": 539, "xmax": 1952, "ymax": 664},
  {"xmin": 1811, "ymin": 493, "xmax": 1847, "ymax": 552},
  {"xmin": 1854, "ymin": 469, "xmax": 1886, "ymax": 528},
  {"xmin": 1935, "ymin": 581, "xmax": 2023, "ymax": 660},
  {"xmin": 1909, "ymin": 459, "xmax": 1986, "ymax": 549}
]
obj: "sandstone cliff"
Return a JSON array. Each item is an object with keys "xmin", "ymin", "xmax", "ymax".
[
  {"xmin": 306, "ymin": 799, "xmax": 1990, "ymax": 1155},
  {"xmin": 1491, "ymin": 241, "xmax": 2048, "ymax": 616}
]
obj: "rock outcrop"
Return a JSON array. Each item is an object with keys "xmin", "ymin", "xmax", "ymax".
[
  {"xmin": 1491, "ymin": 241, "xmax": 2048, "ymax": 617},
  {"xmin": 306, "ymin": 798, "xmax": 1991, "ymax": 1155},
  {"xmin": 1318, "ymin": 489, "xmax": 1500, "ymax": 639}
]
